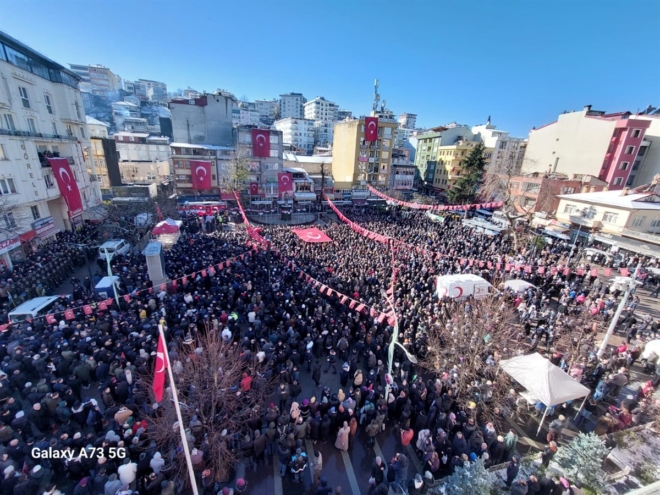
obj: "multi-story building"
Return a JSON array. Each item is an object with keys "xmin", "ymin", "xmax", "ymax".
[
  {"xmin": 182, "ymin": 87, "xmax": 201, "ymax": 100},
  {"xmin": 86, "ymin": 116, "xmax": 109, "ymax": 138},
  {"xmin": 69, "ymin": 64, "xmax": 121, "ymax": 97},
  {"xmin": 313, "ymin": 121, "xmax": 334, "ymax": 147},
  {"xmin": 332, "ymin": 116, "xmax": 398, "ymax": 190},
  {"xmin": 394, "ymin": 127, "xmax": 417, "ymax": 147},
  {"xmin": 68, "ymin": 64, "xmax": 92, "ymax": 93},
  {"xmin": 282, "ymin": 167, "xmax": 317, "ymax": 202},
  {"xmin": 273, "ymin": 117, "xmax": 315, "ymax": 155},
  {"xmin": 472, "ymin": 119, "xmax": 526, "ymax": 174},
  {"xmin": 255, "ymin": 99, "xmax": 278, "ymax": 125},
  {"xmin": 506, "ymin": 173, "xmax": 607, "ymax": 215},
  {"xmin": 233, "ymin": 126, "xmax": 283, "ymax": 199},
  {"xmin": 398, "ymin": 113, "xmax": 417, "ymax": 129},
  {"xmin": 629, "ymin": 112, "xmax": 660, "ymax": 188},
  {"xmin": 389, "ymin": 147, "xmax": 415, "ymax": 190},
  {"xmin": 304, "ymin": 97, "xmax": 339, "ymax": 123},
  {"xmin": 114, "ymin": 132, "xmax": 171, "ymax": 184},
  {"xmin": 169, "ymin": 91, "xmax": 235, "ymax": 146},
  {"xmin": 231, "ymin": 101, "xmax": 261, "ymax": 127},
  {"xmin": 279, "ymin": 92, "xmax": 306, "ymax": 119},
  {"xmin": 435, "ymin": 140, "xmax": 493, "ymax": 190},
  {"xmin": 84, "ymin": 135, "xmax": 121, "ymax": 192},
  {"xmin": 337, "ymin": 110, "xmax": 353, "ymax": 121},
  {"xmin": 170, "ymin": 142, "xmax": 234, "ymax": 201},
  {"xmin": 555, "ymin": 187, "xmax": 660, "ymax": 256},
  {"xmin": 413, "ymin": 124, "xmax": 476, "ymax": 194},
  {"xmin": 522, "ymin": 105, "xmax": 651, "ymax": 190},
  {"xmin": 124, "ymin": 79, "xmax": 168, "ymax": 104},
  {"xmin": 0, "ymin": 31, "xmax": 100, "ymax": 267},
  {"xmin": 283, "ymin": 153, "xmax": 334, "ymax": 200}
]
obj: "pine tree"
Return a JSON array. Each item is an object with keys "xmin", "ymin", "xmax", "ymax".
[
  {"xmin": 553, "ymin": 432, "xmax": 609, "ymax": 491},
  {"xmin": 433, "ymin": 458, "xmax": 494, "ymax": 495},
  {"xmin": 447, "ymin": 142, "xmax": 487, "ymax": 204}
]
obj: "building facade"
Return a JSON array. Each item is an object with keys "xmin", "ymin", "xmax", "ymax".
[
  {"xmin": 472, "ymin": 120, "xmax": 526, "ymax": 174},
  {"xmin": 114, "ymin": 132, "xmax": 171, "ymax": 184},
  {"xmin": 231, "ymin": 101, "xmax": 261, "ymax": 127},
  {"xmin": 233, "ymin": 127, "xmax": 283, "ymax": 198},
  {"xmin": 389, "ymin": 147, "xmax": 415, "ymax": 190},
  {"xmin": 398, "ymin": 112, "xmax": 417, "ymax": 129},
  {"xmin": 279, "ymin": 92, "xmax": 306, "ymax": 119},
  {"xmin": 337, "ymin": 110, "xmax": 352, "ymax": 121},
  {"xmin": 170, "ymin": 143, "xmax": 234, "ymax": 200},
  {"xmin": 273, "ymin": 117, "xmax": 314, "ymax": 155},
  {"xmin": 69, "ymin": 64, "xmax": 122, "ymax": 97},
  {"xmin": 282, "ymin": 153, "xmax": 334, "ymax": 200},
  {"xmin": 304, "ymin": 97, "xmax": 339, "ymax": 122},
  {"xmin": 169, "ymin": 91, "xmax": 235, "ymax": 146},
  {"xmin": 331, "ymin": 116, "xmax": 398, "ymax": 190},
  {"xmin": 124, "ymin": 79, "xmax": 168, "ymax": 103},
  {"xmin": 629, "ymin": 114, "xmax": 660, "ymax": 188},
  {"xmin": 0, "ymin": 31, "xmax": 100, "ymax": 267},
  {"xmin": 255, "ymin": 99, "xmax": 278, "ymax": 125},
  {"xmin": 522, "ymin": 106, "xmax": 651, "ymax": 190}
]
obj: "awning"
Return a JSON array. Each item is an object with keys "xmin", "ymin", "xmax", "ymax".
[
  {"xmin": 594, "ymin": 234, "xmax": 660, "ymax": 258},
  {"xmin": 542, "ymin": 229, "xmax": 570, "ymax": 241},
  {"xmin": 531, "ymin": 217, "xmax": 552, "ymax": 228},
  {"xmin": 293, "ymin": 192, "xmax": 316, "ymax": 201},
  {"xmin": 83, "ymin": 205, "xmax": 108, "ymax": 222}
]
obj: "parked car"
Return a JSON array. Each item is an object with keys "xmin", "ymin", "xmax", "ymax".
[
  {"xmin": 583, "ymin": 248, "xmax": 624, "ymax": 268},
  {"xmin": 98, "ymin": 239, "xmax": 131, "ymax": 260}
]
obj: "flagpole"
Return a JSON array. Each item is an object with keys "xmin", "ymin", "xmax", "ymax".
[{"xmin": 158, "ymin": 324, "xmax": 199, "ymax": 495}]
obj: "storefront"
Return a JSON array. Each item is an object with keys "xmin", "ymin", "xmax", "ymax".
[
  {"xmin": 0, "ymin": 237, "xmax": 21, "ymax": 271},
  {"xmin": 33, "ymin": 217, "xmax": 58, "ymax": 243}
]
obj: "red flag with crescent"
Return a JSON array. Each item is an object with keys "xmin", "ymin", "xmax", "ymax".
[
  {"xmin": 46, "ymin": 314, "xmax": 56, "ymax": 324},
  {"xmin": 293, "ymin": 227, "xmax": 332, "ymax": 243},
  {"xmin": 98, "ymin": 300, "xmax": 108, "ymax": 311},
  {"xmin": 364, "ymin": 117, "xmax": 379, "ymax": 142},
  {"xmin": 83, "ymin": 305, "xmax": 93, "ymax": 315},
  {"xmin": 48, "ymin": 157, "xmax": 83, "ymax": 217},
  {"xmin": 278, "ymin": 173, "xmax": 293, "ymax": 195},
  {"xmin": 249, "ymin": 182, "xmax": 259, "ymax": 195},
  {"xmin": 604, "ymin": 268, "xmax": 612, "ymax": 277},
  {"xmin": 190, "ymin": 160, "xmax": 212, "ymax": 190},
  {"xmin": 620, "ymin": 267, "xmax": 630, "ymax": 277},
  {"xmin": 153, "ymin": 332, "xmax": 168, "ymax": 402},
  {"xmin": 251, "ymin": 129, "xmax": 271, "ymax": 157},
  {"xmin": 64, "ymin": 309, "xmax": 75, "ymax": 320}
]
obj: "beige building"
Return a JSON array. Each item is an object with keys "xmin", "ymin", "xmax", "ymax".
[
  {"xmin": 556, "ymin": 188, "xmax": 660, "ymax": 257},
  {"xmin": 433, "ymin": 141, "xmax": 493, "ymax": 190},
  {"xmin": 331, "ymin": 116, "xmax": 398, "ymax": 189}
]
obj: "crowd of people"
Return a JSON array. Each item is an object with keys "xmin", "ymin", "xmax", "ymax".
[{"xmin": 0, "ymin": 205, "xmax": 655, "ymax": 495}]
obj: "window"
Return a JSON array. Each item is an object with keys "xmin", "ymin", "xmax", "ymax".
[
  {"xmin": 74, "ymin": 101, "xmax": 81, "ymax": 119},
  {"xmin": 603, "ymin": 211, "xmax": 619, "ymax": 224},
  {"xmin": 0, "ymin": 178, "xmax": 16, "ymax": 195},
  {"xmin": 632, "ymin": 159, "xmax": 642, "ymax": 171},
  {"xmin": 632, "ymin": 216, "xmax": 645, "ymax": 227},
  {"xmin": 523, "ymin": 182, "xmax": 540, "ymax": 193},
  {"xmin": 26, "ymin": 118, "xmax": 36, "ymax": 134},
  {"xmin": 30, "ymin": 205, "xmax": 40, "ymax": 220},
  {"xmin": 44, "ymin": 174, "xmax": 54, "ymax": 188},
  {"xmin": 625, "ymin": 146, "xmax": 635, "ymax": 155},
  {"xmin": 44, "ymin": 94, "xmax": 53, "ymax": 114},
  {"xmin": 0, "ymin": 144, "xmax": 6, "ymax": 160},
  {"xmin": 51, "ymin": 122, "xmax": 58, "ymax": 136},
  {"xmin": 619, "ymin": 162, "xmax": 629, "ymax": 170},
  {"xmin": 631, "ymin": 129, "xmax": 641, "ymax": 138},
  {"xmin": 2, "ymin": 213, "xmax": 16, "ymax": 229},
  {"xmin": 638, "ymin": 146, "xmax": 648, "ymax": 157},
  {"xmin": 66, "ymin": 125, "xmax": 73, "ymax": 137},
  {"xmin": 18, "ymin": 86, "xmax": 30, "ymax": 108},
  {"xmin": 561, "ymin": 187, "xmax": 575, "ymax": 194},
  {"xmin": 80, "ymin": 127, "xmax": 85, "ymax": 139},
  {"xmin": 614, "ymin": 177, "xmax": 623, "ymax": 186},
  {"xmin": 3, "ymin": 114, "xmax": 16, "ymax": 131},
  {"xmin": 564, "ymin": 204, "xmax": 578, "ymax": 215},
  {"xmin": 651, "ymin": 219, "xmax": 660, "ymax": 228}
]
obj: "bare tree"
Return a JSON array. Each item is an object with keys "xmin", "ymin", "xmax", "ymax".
[
  {"xmin": 149, "ymin": 330, "xmax": 274, "ymax": 485},
  {"xmin": 228, "ymin": 149, "xmax": 251, "ymax": 192},
  {"xmin": 419, "ymin": 296, "xmax": 521, "ymax": 423},
  {"xmin": 318, "ymin": 160, "xmax": 329, "ymax": 204}
]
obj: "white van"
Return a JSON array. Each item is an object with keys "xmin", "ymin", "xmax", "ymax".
[
  {"xmin": 8, "ymin": 296, "xmax": 62, "ymax": 324},
  {"xmin": 98, "ymin": 239, "xmax": 130, "ymax": 260},
  {"xmin": 436, "ymin": 274, "xmax": 493, "ymax": 300}
]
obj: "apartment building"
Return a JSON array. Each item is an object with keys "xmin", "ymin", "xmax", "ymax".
[
  {"xmin": 169, "ymin": 91, "xmax": 235, "ymax": 146},
  {"xmin": 273, "ymin": 117, "xmax": 315, "ymax": 155},
  {"xmin": 279, "ymin": 92, "xmax": 306, "ymax": 119}
]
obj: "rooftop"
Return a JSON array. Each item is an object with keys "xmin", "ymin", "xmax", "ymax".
[
  {"xmin": 283, "ymin": 153, "xmax": 332, "ymax": 164},
  {"xmin": 86, "ymin": 116, "xmax": 110, "ymax": 127},
  {"xmin": 114, "ymin": 132, "xmax": 149, "ymax": 138},
  {"xmin": 557, "ymin": 190, "xmax": 660, "ymax": 210},
  {"xmin": 170, "ymin": 142, "xmax": 234, "ymax": 151}
]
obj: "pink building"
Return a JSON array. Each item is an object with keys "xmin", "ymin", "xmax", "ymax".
[{"xmin": 523, "ymin": 106, "xmax": 651, "ymax": 190}]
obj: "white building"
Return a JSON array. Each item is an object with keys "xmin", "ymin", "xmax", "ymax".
[
  {"xmin": 273, "ymin": 117, "xmax": 315, "ymax": 154},
  {"xmin": 279, "ymin": 92, "xmax": 306, "ymax": 119},
  {"xmin": 398, "ymin": 113, "xmax": 417, "ymax": 129},
  {"xmin": 472, "ymin": 119, "xmax": 526, "ymax": 174},
  {"xmin": 313, "ymin": 121, "xmax": 333, "ymax": 147},
  {"xmin": 0, "ymin": 31, "xmax": 100, "ymax": 267},
  {"xmin": 69, "ymin": 64, "xmax": 122, "ymax": 97},
  {"xmin": 86, "ymin": 116, "xmax": 109, "ymax": 138},
  {"xmin": 255, "ymin": 99, "xmax": 278, "ymax": 125},
  {"xmin": 231, "ymin": 101, "xmax": 261, "ymax": 127},
  {"xmin": 304, "ymin": 97, "xmax": 339, "ymax": 123}
]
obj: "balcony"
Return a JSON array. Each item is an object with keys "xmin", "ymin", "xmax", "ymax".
[
  {"xmin": 0, "ymin": 128, "xmax": 77, "ymax": 141},
  {"xmin": 621, "ymin": 228, "xmax": 660, "ymax": 244},
  {"xmin": 569, "ymin": 215, "xmax": 602, "ymax": 229}
]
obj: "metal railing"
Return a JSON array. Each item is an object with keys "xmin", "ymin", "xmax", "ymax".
[
  {"xmin": 621, "ymin": 228, "xmax": 660, "ymax": 243},
  {"xmin": 0, "ymin": 128, "xmax": 77, "ymax": 141}
]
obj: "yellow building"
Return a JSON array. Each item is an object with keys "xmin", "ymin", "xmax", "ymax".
[
  {"xmin": 434, "ymin": 140, "xmax": 493, "ymax": 190},
  {"xmin": 332, "ymin": 116, "xmax": 399, "ymax": 190}
]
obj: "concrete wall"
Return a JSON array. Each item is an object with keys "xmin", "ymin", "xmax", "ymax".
[
  {"xmin": 332, "ymin": 120, "xmax": 360, "ymax": 188},
  {"xmin": 170, "ymin": 95, "xmax": 233, "ymax": 146},
  {"xmin": 630, "ymin": 116, "xmax": 660, "ymax": 187}
]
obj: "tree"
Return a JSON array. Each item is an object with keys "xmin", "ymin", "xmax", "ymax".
[
  {"xmin": 228, "ymin": 149, "xmax": 251, "ymax": 192},
  {"xmin": 418, "ymin": 296, "xmax": 520, "ymax": 424},
  {"xmin": 318, "ymin": 160, "xmax": 330, "ymax": 205},
  {"xmin": 447, "ymin": 142, "xmax": 487, "ymax": 204},
  {"xmin": 148, "ymin": 329, "xmax": 274, "ymax": 485},
  {"xmin": 433, "ymin": 457, "xmax": 494, "ymax": 495},
  {"xmin": 553, "ymin": 432, "xmax": 609, "ymax": 491}
]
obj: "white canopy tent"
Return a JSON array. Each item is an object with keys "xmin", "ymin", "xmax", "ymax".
[{"xmin": 500, "ymin": 353, "xmax": 591, "ymax": 434}]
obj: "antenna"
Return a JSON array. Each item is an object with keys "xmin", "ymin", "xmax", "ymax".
[{"xmin": 372, "ymin": 79, "xmax": 380, "ymax": 113}]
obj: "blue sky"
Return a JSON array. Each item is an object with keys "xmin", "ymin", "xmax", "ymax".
[{"xmin": 1, "ymin": 0, "xmax": 658, "ymax": 136}]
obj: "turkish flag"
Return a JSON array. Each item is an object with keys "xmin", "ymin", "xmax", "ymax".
[
  {"xmin": 98, "ymin": 301, "xmax": 108, "ymax": 311},
  {"xmin": 251, "ymin": 129, "xmax": 271, "ymax": 157},
  {"xmin": 48, "ymin": 158, "xmax": 83, "ymax": 217},
  {"xmin": 153, "ymin": 332, "xmax": 168, "ymax": 402},
  {"xmin": 620, "ymin": 267, "xmax": 630, "ymax": 277},
  {"xmin": 278, "ymin": 173, "xmax": 293, "ymax": 195},
  {"xmin": 538, "ymin": 266, "xmax": 546, "ymax": 274},
  {"xmin": 46, "ymin": 314, "xmax": 56, "ymax": 324},
  {"xmin": 249, "ymin": 182, "xmax": 259, "ymax": 195},
  {"xmin": 590, "ymin": 268, "xmax": 599, "ymax": 277},
  {"xmin": 604, "ymin": 268, "xmax": 612, "ymax": 277},
  {"xmin": 83, "ymin": 305, "xmax": 93, "ymax": 315},
  {"xmin": 293, "ymin": 227, "xmax": 332, "ymax": 243},
  {"xmin": 64, "ymin": 309, "xmax": 75, "ymax": 320},
  {"xmin": 105, "ymin": 298, "xmax": 114, "ymax": 306},
  {"xmin": 364, "ymin": 117, "xmax": 379, "ymax": 142},
  {"xmin": 190, "ymin": 160, "xmax": 212, "ymax": 190}
]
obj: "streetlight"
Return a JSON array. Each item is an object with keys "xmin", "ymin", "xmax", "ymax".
[
  {"xmin": 567, "ymin": 207, "xmax": 592, "ymax": 264},
  {"xmin": 381, "ymin": 289, "xmax": 417, "ymax": 403}
]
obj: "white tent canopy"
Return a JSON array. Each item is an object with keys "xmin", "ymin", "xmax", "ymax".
[{"xmin": 500, "ymin": 353, "xmax": 590, "ymax": 406}]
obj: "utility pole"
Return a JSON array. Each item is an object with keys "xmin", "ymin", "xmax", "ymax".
[{"xmin": 597, "ymin": 262, "xmax": 642, "ymax": 358}]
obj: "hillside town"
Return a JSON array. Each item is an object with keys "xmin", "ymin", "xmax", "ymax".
[{"xmin": 0, "ymin": 14, "xmax": 659, "ymax": 495}]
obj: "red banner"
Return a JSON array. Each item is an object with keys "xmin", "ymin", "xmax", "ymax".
[
  {"xmin": 278, "ymin": 173, "xmax": 293, "ymax": 196},
  {"xmin": 46, "ymin": 314, "xmax": 56, "ymax": 324},
  {"xmin": 98, "ymin": 301, "xmax": 108, "ymax": 311},
  {"xmin": 153, "ymin": 333, "xmax": 168, "ymax": 402},
  {"xmin": 251, "ymin": 129, "xmax": 271, "ymax": 157},
  {"xmin": 293, "ymin": 227, "xmax": 333, "ymax": 243},
  {"xmin": 83, "ymin": 305, "xmax": 93, "ymax": 315},
  {"xmin": 48, "ymin": 158, "xmax": 83, "ymax": 217},
  {"xmin": 249, "ymin": 182, "xmax": 259, "ymax": 195},
  {"xmin": 620, "ymin": 267, "xmax": 630, "ymax": 277},
  {"xmin": 190, "ymin": 160, "xmax": 212, "ymax": 190},
  {"xmin": 364, "ymin": 117, "xmax": 379, "ymax": 142},
  {"xmin": 64, "ymin": 309, "xmax": 75, "ymax": 320}
]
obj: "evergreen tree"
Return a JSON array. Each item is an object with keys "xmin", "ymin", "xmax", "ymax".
[
  {"xmin": 433, "ymin": 458, "xmax": 494, "ymax": 495},
  {"xmin": 447, "ymin": 142, "xmax": 487, "ymax": 204},
  {"xmin": 553, "ymin": 432, "xmax": 609, "ymax": 491}
]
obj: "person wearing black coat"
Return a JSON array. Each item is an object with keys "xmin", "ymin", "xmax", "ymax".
[
  {"xmin": 506, "ymin": 456, "xmax": 520, "ymax": 487},
  {"xmin": 538, "ymin": 475, "xmax": 556, "ymax": 495},
  {"xmin": 371, "ymin": 456, "xmax": 386, "ymax": 485}
]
